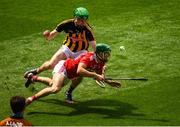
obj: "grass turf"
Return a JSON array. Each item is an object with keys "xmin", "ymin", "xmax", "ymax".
[{"xmin": 0, "ymin": 0, "xmax": 180, "ymax": 125}]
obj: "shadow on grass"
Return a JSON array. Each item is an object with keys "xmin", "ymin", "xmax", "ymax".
[{"xmin": 27, "ymin": 98, "xmax": 169, "ymax": 122}]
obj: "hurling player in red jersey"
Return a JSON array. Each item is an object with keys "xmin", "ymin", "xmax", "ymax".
[{"xmin": 25, "ymin": 44, "xmax": 113, "ymax": 105}]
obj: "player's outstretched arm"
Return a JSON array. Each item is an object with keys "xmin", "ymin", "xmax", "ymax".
[{"xmin": 77, "ymin": 63, "xmax": 104, "ymax": 81}]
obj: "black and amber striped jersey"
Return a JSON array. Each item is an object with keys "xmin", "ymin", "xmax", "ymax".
[{"xmin": 56, "ymin": 19, "xmax": 95, "ymax": 52}]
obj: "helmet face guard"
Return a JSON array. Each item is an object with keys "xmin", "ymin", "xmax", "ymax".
[
  {"xmin": 95, "ymin": 43, "xmax": 111, "ymax": 62},
  {"xmin": 74, "ymin": 7, "xmax": 89, "ymax": 20},
  {"xmin": 96, "ymin": 51, "xmax": 111, "ymax": 62}
]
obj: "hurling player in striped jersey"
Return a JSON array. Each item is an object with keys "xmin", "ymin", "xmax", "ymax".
[{"xmin": 24, "ymin": 7, "xmax": 96, "ymax": 86}]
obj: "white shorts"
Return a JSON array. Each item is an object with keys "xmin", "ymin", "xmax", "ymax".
[
  {"xmin": 53, "ymin": 60, "xmax": 66, "ymax": 75},
  {"xmin": 61, "ymin": 45, "xmax": 87, "ymax": 59},
  {"xmin": 53, "ymin": 60, "xmax": 70, "ymax": 84}
]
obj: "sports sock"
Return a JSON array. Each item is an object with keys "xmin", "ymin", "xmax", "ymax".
[
  {"xmin": 67, "ymin": 86, "xmax": 75, "ymax": 94},
  {"xmin": 31, "ymin": 95, "xmax": 37, "ymax": 101}
]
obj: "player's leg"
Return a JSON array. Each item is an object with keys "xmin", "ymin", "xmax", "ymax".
[
  {"xmin": 25, "ymin": 73, "xmax": 52, "ymax": 88},
  {"xmin": 26, "ymin": 73, "xmax": 65, "ymax": 105},
  {"xmin": 65, "ymin": 77, "xmax": 83, "ymax": 103},
  {"xmin": 24, "ymin": 47, "xmax": 67, "ymax": 77},
  {"xmin": 37, "ymin": 49, "xmax": 67, "ymax": 73}
]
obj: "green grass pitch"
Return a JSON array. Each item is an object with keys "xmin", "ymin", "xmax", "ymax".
[{"xmin": 0, "ymin": 0, "xmax": 180, "ymax": 125}]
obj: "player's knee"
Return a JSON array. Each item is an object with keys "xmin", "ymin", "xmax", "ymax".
[
  {"xmin": 51, "ymin": 87, "xmax": 60, "ymax": 93},
  {"xmin": 49, "ymin": 61, "xmax": 57, "ymax": 69},
  {"xmin": 44, "ymin": 61, "xmax": 51, "ymax": 69},
  {"xmin": 45, "ymin": 61, "xmax": 54, "ymax": 69}
]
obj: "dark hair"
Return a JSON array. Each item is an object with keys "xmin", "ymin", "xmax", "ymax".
[{"xmin": 10, "ymin": 96, "xmax": 26, "ymax": 113}]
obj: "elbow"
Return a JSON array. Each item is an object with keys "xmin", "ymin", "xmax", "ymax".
[
  {"xmin": 77, "ymin": 67, "xmax": 84, "ymax": 76},
  {"xmin": 76, "ymin": 68, "xmax": 81, "ymax": 75}
]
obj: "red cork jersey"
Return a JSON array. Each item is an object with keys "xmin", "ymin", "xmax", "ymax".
[{"xmin": 64, "ymin": 52, "xmax": 104, "ymax": 79}]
